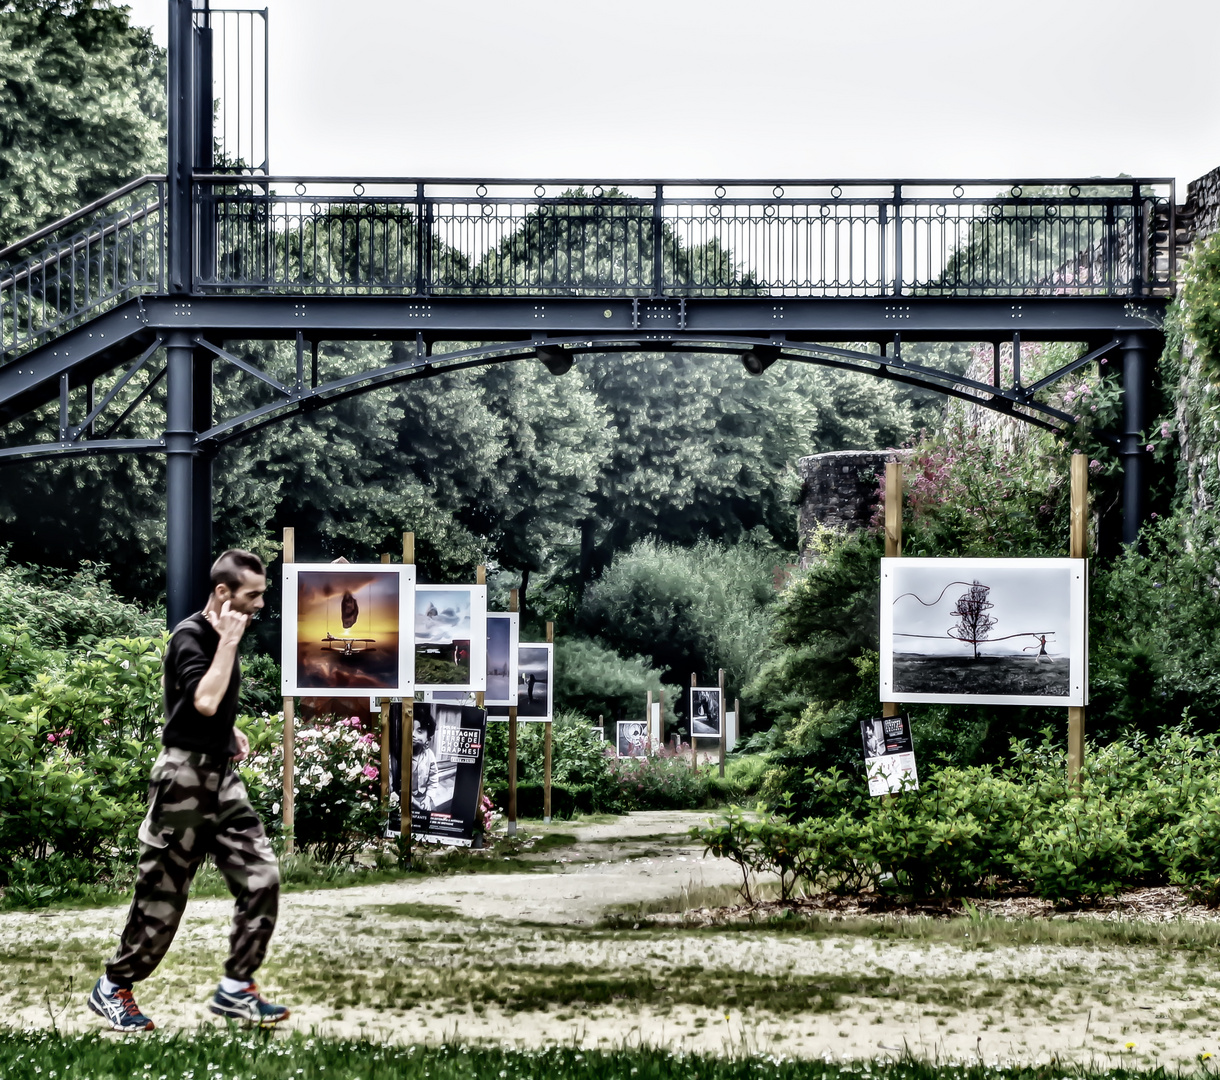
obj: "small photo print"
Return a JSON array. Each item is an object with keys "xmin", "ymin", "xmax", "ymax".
[
  {"xmin": 689, "ymin": 687, "xmax": 722, "ymax": 738},
  {"xmin": 414, "ymin": 585, "xmax": 487, "ymax": 692},
  {"xmin": 517, "ymin": 643, "xmax": 553, "ymax": 721},
  {"xmin": 617, "ymin": 720, "xmax": 648, "ymax": 758}
]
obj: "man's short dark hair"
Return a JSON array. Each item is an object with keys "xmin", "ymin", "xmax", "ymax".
[
  {"xmin": 415, "ymin": 713, "xmax": 437, "ymax": 740},
  {"xmin": 210, "ymin": 549, "xmax": 266, "ymax": 592}
]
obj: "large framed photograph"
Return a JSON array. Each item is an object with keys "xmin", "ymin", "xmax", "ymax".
[
  {"xmin": 387, "ymin": 702, "xmax": 488, "ymax": 847},
  {"xmin": 617, "ymin": 720, "xmax": 648, "ymax": 758},
  {"xmin": 281, "ymin": 564, "xmax": 415, "ymax": 696},
  {"xmin": 516, "ymin": 643, "xmax": 553, "ymax": 722},
  {"xmin": 880, "ymin": 557, "xmax": 1088, "ymax": 707},
  {"xmin": 414, "ymin": 585, "xmax": 487, "ymax": 692},
  {"xmin": 689, "ymin": 686, "xmax": 722, "ymax": 738},
  {"xmin": 484, "ymin": 612, "xmax": 520, "ymax": 706}
]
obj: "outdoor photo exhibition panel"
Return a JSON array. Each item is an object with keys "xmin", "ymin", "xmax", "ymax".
[
  {"xmin": 860, "ymin": 712, "xmax": 919, "ymax": 796},
  {"xmin": 617, "ymin": 720, "xmax": 648, "ymax": 758},
  {"xmin": 282, "ymin": 563, "xmax": 415, "ymax": 697},
  {"xmin": 414, "ymin": 584, "xmax": 488, "ymax": 693},
  {"xmin": 689, "ymin": 686, "xmax": 722, "ymax": 738},
  {"xmin": 484, "ymin": 612, "xmax": 520, "ymax": 706},
  {"xmin": 388, "ymin": 702, "xmax": 488, "ymax": 847},
  {"xmin": 879, "ymin": 557, "xmax": 1088, "ymax": 707},
  {"xmin": 516, "ymin": 643, "xmax": 553, "ymax": 722}
]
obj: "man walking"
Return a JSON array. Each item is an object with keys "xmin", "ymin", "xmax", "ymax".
[{"xmin": 89, "ymin": 550, "xmax": 288, "ymax": 1031}]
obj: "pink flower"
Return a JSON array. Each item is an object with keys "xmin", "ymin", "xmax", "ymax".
[
  {"xmin": 1089, "ymin": 459, "xmax": 1102, "ymax": 472},
  {"xmin": 1160, "ymin": 422, "xmax": 1171, "ymax": 438},
  {"xmin": 1146, "ymin": 443, "xmax": 1155, "ymax": 452},
  {"xmin": 47, "ymin": 734, "xmax": 56, "ymax": 743},
  {"xmin": 362, "ymin": 765, "xmax": 379, "ymax": 780}
]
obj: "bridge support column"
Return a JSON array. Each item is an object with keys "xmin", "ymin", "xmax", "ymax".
[
  {"xmin": 166, "ymin": 332, "xmax": 199, "ymax": 628},
  {"xmin": 1119, "ymin": 332, "xmax": 1154, "ymax": 547}
]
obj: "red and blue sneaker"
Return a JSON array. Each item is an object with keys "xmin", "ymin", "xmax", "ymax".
[
  {"xmin": 209, "ymin": 982, "xmax": 290, "ymax": 1026},
  {"xmin": 87, "ymin": 978, "xmax": 155, "ymax": 1032}
]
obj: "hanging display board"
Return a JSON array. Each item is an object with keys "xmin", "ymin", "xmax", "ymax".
[
  {"xmin": 880, "ymin": 557, "xmax": 1088, "ymax": 707},
  {"xmin": 484, "ymin": 612, "xmax": 520, "ymax": 706},
  {"xmin": 414, "ymin": 584, "xmax": 488, "ymax": 693},
  {"xmin": 281, "ymin": 563, "xmax": 415, "ymax": 697},
  {"xmin": 387, "ymin": 702, "xmax": 488, "ymax": 847},
  {"xmin": 689, "ymin": 686, "xmax": 722, "ymax": 738},
  {"xmin": 861, "ymin": 712, "xmax": 919, "ymax": 796},
  {"xmin": 617, "ymin": 720, "xmax": 648, "ymax": 758}
]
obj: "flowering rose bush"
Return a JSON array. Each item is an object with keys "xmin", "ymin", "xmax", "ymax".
[{"xmin": 241, "ymin": 714, "xmax": 385, "ymax": 864}]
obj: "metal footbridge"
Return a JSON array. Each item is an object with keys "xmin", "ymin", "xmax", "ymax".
[{"xmin": 0, "ymin": 1, "xmax": 1177, "ymax": 622}]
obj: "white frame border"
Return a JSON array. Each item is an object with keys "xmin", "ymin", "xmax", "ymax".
[
  {"xmin": 879, "ymin": 557, "xmax": 1088, "ymax": 707},
  {"xmin": 483, "ymin": 611, "xmax": 520, "ymax": 707},
  {"xmin": 413, "ymin": 583, "xmax": 488, "ymax": 693},
  {"xmin": 689, "ymin": 685, "xmax": 723, "ymax": 739},
  {"xmin": 281, "ymin": 563, "xmax": 415, "ymax": 697},
  {"xmin": 515, "ymin": 641, "xmax": 554, "ymax": 722}
]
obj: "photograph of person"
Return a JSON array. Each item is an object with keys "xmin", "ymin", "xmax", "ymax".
[{"xmin": 517, "ymin": 643, "xmax": 553, "ymax": 720}]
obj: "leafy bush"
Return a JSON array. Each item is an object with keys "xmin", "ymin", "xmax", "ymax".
[
  {"xmin": 578, "ymin": 533, "xmax": 785, "ymax": 700},
  {"xmin": 0, "ymin": 634, "xmax": 166, "ymax": 876},
  {"xmin": 553, "ymin": 640, "xmax": 677, "ymax": 727},
  {"xmin": 241, "ymin": 713, "xmax": 383, "ymax": 864},
  {"xmin": 697, "ymin": 727, "xmax": 1220, "ymax": 904}
]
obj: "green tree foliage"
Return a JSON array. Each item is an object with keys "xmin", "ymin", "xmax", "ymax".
[
  {"xmin": 578, "ymin": 533, "xmax": 785, "ymax": 698},
  {"xmin": 0, "ymin": 0, "xmax": 165, "ymax": 242},
  {"xmin": 553, "ymin": 637, "xmax": 676, "ymax": 725}
]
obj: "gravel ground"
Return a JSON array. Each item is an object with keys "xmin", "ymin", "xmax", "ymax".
[{"xmin": 4, "ymin": 809, "xmax": 1219, "ymax": 1068}]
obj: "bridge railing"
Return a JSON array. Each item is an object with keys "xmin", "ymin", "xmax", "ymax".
[
  {"xmin": 0, "ymin": 177, "xmax": 166, "ymax": 360},
  {"xmin": 0, "ymin": 176, "xmax": 1177, "ymax": 362},
  {"xmin": 195, "ymin": 177, "xmax": 1175, "ymax": 300}
]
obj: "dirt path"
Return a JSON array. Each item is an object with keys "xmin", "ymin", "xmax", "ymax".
[{"xmin": 3, "ymin": 810, "xmax": 1218, "ymax": 1068}]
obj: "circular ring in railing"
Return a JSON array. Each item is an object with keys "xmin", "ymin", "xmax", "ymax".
[
  {"xmin": 935, "ymin": 204, "xmax": 947, "ymax": 219},
  {"xmin": 353, "ymin": 183, "xmax": 365, "ymax": 197},
  {"xmin": 1010, "ymin": 185, "xmax": 1023, "ymax": 198},
  {"xmin": 592, "ymin": 185, "xmax": 604, "ymax": 198},
  {"xmin": 535, "ymin": 185, "xmax": 546, "ymax": 198},
  {"xmin": 482, "ymin": 203, "xmax": 494, "ymax": 216},
  {"xmin": 1069, "ymin": 185, "xmax": 1081, "ymax": 198},
  {"xmin": 310, "ymin": 202, "xmax": 321, "ymax": 215},
  {"xmin": 953, "ymin": 185, "xmax": 965, "ymax": 199},
  {"xmin": 715, "ymin": 185, "xmax": 727, "ymax": 199},
  {"xmin": 773, "ymin": 185, "xmax": 784, "ymax": 199},
  {"xmin": 820, "ymin": 204, "xmax": 832, "ymax": 218},
  {"xmin": 990, "ymin": 204, "xmax": 1005, "ymax": 219},
  {"xmin": 295, "ymin": 183, "xmax": 307, "ymax": 196},
  {"xmin": 764, "ymin": 204, "xmax": 777, "ymax": 219},
  {"xmin": 831, "ymin": 185, "xmax": 843, "ymax": 199},
  {"xmin": 476, "ymin": 184, "xmax": 488, "ymax": 198},
  {"xmin": 709, "ymin": 204, "xmax": 722, "ymax": 219},
  {"xmin": 1045, "ymin": 205, "xmax": 1059, "ymax": 219}
]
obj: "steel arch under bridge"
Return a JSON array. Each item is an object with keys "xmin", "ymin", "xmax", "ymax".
[{"xmin": 0, "ymin": 4, "xmax": 1177, "ymax": 626}]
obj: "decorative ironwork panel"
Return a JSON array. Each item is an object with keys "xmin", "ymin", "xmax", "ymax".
[
  {"xmin": 0, "ymin": 180, "xmax": 165, "ymax": 359},
  {"xmin": 195, "ymin": 177, "xmax": 1175, "ymax": 300}
]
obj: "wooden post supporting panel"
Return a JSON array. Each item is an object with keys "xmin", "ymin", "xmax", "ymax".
[
  {"xmin": 1068, "ymin": 453, "xmax": 1088, "ymax": 789},
  {"xmin": 882, "ymin": 461, "xmax": 903, "ymax": 719},
  {"xmin": 543, "ymin": 620, "xmax": 554, "ymax": 823},
  {"xmin": 690, "ymin": 672, "xmax": 698, "ymax": 769},
  {"xmin": 507, "ymin": 588, "xmax": 519, "ymax": 836},
  {"xmin": 718, "ymin": 668, "xmax": 726, "ymax": 778},
  {"xmin": 281, "ymin": 527, "xmax": 296, "ymax": 855},
  {"xmin": 379, "ymin": 554, "xmax": 391, "ymax": 810}
]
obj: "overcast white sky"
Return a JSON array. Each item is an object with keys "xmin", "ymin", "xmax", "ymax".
[{"xmin": 122, "ymin": 0, "xmax": 1219, "ymax": 195}]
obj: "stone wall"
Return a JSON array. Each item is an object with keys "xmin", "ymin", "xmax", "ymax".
[
  {"xmin": 797, "ymin": 449, "xmax": 907, "ymax": 567},
  {"xmin": 1178, "ymin": 165, "xmax": 1220, "ymax": 251}
]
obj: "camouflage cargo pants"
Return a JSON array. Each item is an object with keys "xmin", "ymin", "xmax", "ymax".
[{"xmin": 106, "ymin": 747, "xmax": 280, "ymax": 986}]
